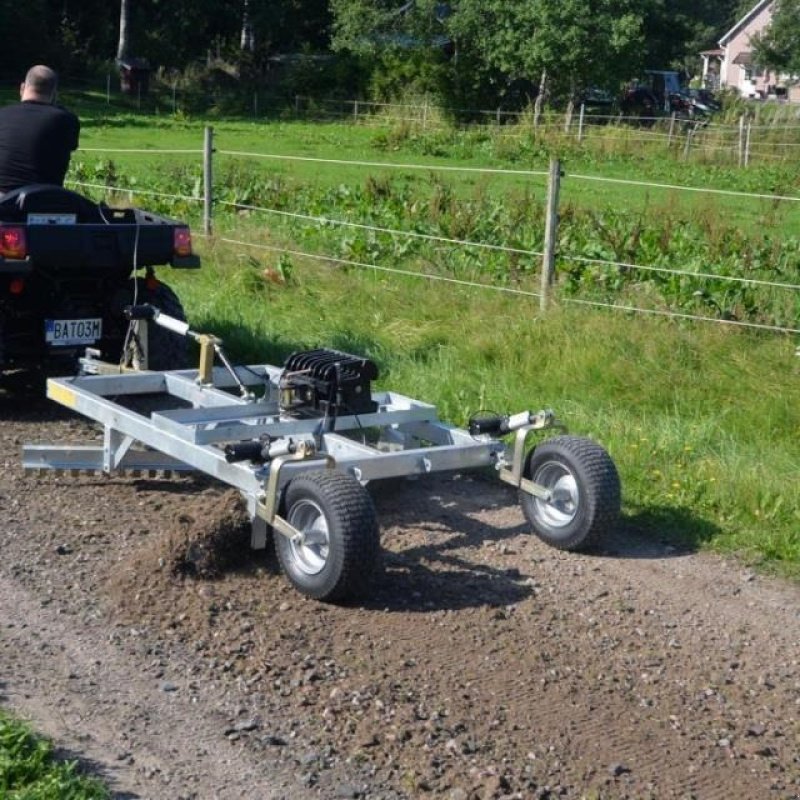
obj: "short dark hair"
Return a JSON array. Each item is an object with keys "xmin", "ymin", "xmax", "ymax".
[{"xmin": 24, "ymin": 65, "xmax": 58, "ymax": 98}]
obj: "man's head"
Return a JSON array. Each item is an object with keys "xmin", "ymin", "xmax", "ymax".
[{"xmin": 20, "ymin": 65, "xmax": 58, "ymax": 103}]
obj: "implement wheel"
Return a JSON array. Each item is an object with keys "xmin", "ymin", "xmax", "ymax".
[
  {"xmin": 275, "ymin": 470, "xmax": 380, "ymax": 602},
  {"xmin": 520, "ymin": 435, "xmax": 620, "ymax": 551}
]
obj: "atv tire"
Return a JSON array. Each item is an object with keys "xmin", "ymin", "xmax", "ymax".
[{"xmin": 121, "ymin": 279, "xmax": 189, "ymax": 371}]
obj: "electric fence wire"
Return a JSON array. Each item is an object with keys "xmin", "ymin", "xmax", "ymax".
[
  {"xmin": 217, "ymin": 235, "xmax": 800, "ymax": 335},
  {"xmin": 67, "ymin": 180, "xmax": 203, "ymax": 203},
  {"xmin": 216, "ymin": 149, "xmax": 800, "ymax": 203},
  {"xmin": 216, "ymin": 200, "xmax": 546, "ymax": 259}
]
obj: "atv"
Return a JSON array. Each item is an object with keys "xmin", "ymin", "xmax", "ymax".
[{"xmin": 0, "ymin": 184, "xmax": 200, "ymax": 376}]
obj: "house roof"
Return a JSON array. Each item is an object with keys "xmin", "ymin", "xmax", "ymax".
[{"xmin": 719, "ymin": 0, "xmax": 772, "ymax": 47}]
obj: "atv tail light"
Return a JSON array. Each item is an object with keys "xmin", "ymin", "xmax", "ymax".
[
  {"xmin": 173, "ymin": 226, "xmax": 193, "ymax": 257},
  {"xmin": 0, "ymin": 226, "xmax": 27, "ymax": 259},
  {"xmin": 9, "ymin": 278, "xmax": 25, "ymax": 295}
]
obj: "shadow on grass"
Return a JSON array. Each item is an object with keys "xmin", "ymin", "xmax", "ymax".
[{"xmin": 187, "ymin": 316, "xmax": 390, "ymax": 376}]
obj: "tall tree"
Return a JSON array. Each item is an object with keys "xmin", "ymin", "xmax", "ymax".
[
  {"xmin": 752, "ymin": 0, "xmax": 800, "ymax": 75},
  {"xmin": 117, "ymin": 0, "xmax": 132, "ymax": 61},
  {"xmin": 447, "ymin": 0, "xmax": 647, "ymax": 100}
]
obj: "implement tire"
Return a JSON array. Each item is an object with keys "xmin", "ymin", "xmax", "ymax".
[
  {"xmin": 275, "ymin": 470, "xmax": 380, "ymax": 603},
  {"xmin": 520, "ymin": 435, "xmax": 620, "ymax": 551}
]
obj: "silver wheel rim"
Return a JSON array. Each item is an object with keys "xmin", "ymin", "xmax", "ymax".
[
  {"xmin": 532, "ymin": 461, "xmax": 580, "ymax": 529},
  {"xmin": 287, "ymin": 498, "xmax": 330, "ymax": 575}
]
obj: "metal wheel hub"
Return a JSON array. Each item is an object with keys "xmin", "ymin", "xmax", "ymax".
[
  {"xmin": 532, "ymin": 461, "xmax": 579, "ymax": 528},
  {"xmin": 287, "ymin": 498, "xmax": 330, "ymax": 575}
]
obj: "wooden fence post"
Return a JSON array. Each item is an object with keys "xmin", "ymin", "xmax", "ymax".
[
  {"xmin": 738, "ymin": 115, "xmax": 746, "ymax": 167},
  {"xmin": 203, "ymin": 126, "xmax": 214, "ymax": 237},
  {"xmin": 540, "ymin": 158, "xmax": 562, "ymax": 312},
  {"xmin": 667, "ymin": 113, "xmax": 677, "ymax": 147},
  {"xmin": 683, "ymin": 126, "xmax": 693, "ymax": 160},
  {"xmin": 744, "ymin": 122, "xmax": 752, "ymax": 167},
  {"xmin": 577, "ymin": 103, "xmax": 585, "ymax": 143}
]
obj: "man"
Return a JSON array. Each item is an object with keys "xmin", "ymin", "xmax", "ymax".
[{"xmin": 0, "ymin": 65, "xmax": 80, "ymax": 193}]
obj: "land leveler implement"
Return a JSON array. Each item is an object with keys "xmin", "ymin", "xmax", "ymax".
[{"xmin": 23, "ymin": 306, "xmax": 621, "ymax": 602}]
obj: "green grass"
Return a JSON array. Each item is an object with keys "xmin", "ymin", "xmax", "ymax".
[{"xmin": 0, "ymin": 711, "xmax": 108, "ymax": 799}]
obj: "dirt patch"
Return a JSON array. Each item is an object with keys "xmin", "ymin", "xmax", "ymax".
[{"xmin": 2, "ymin": 391, "xmax": 800, "ymax": 800}]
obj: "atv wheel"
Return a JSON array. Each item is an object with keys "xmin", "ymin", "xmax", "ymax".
[
  {"xmin": 275, "ymin": 470, "xmax": 380, "ymax": 602},
  {"xmin": 121, "ymin": 279, "xmax": 188, "ymax": 371},
  {"xmin": 520, "ymin": 435, "xmax": 620, "ymax": 551}
]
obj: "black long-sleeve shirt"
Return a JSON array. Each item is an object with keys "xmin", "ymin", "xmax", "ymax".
[{"xmin": 0, "ymin": 100, "xmax": 80, "ymax": 193}]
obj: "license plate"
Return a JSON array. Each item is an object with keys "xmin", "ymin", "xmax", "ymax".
[
  {"xmin": 27, "ymin": 213, "xmax": 77, "ymax": 225},
  {"xmin": 45, "ymin": 318, "xmax": 102, "ymax": 346}
]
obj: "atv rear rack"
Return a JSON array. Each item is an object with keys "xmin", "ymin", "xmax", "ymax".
[{"xmin": 22, "ymin": 311, "xmax": 621, "ymax": 602}]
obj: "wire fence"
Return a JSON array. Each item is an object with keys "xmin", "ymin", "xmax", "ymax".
[
  {"xmin": 52, "ymin": 72, "xmax": 800, "ymax": 169},
  {"xmin": 70, "ymin": 128, "xmax": 800, "ymax": 337}
]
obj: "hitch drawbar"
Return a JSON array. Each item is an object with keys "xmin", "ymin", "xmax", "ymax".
[
  {"xmin": 469, "ymin": 410, "xmax": 553, "ymax": 436},
  {"xmin": 23, "ymin": 312, "xmax": 621, "ymax": 603},
  {"xmin": 224, "ymin": 436, "xmax": 300, "ymax": 464}
]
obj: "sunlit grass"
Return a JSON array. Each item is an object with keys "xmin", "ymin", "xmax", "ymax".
[{"xmin": 0, "ymin": 711, "xmax": 108, "ymax": 799}]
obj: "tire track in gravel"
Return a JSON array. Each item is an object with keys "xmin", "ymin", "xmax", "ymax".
[
  {"xmin": 0, "ymin": 573, "xmax": 300, "ymax": 800},
  {"xmin": 3, "ymin": 393, "xmax": 800, "ymax": 799}
]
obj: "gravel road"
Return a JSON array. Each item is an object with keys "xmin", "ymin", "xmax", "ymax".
[{"xmin": 1, "ymin": 386, "xmax": 799, "ymax": 800}]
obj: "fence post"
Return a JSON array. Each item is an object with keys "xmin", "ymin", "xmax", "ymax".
[
  {"xmin": 738, "ymin": 115, "xmax": 746, "ymax": 167},
  {"xmin": 353, "ymin": 100, "xmax": 359, "ymax": 122},
  {"xmin": 683, "ymin": 127, "xmax": 693, "ymax": 160},
  {"xmin": 423, "ymin": 100, "xmax": 428, "ymax": 130},
  {"xmin": 577, "ymin": 103, "xmax": 585, "ymax": 142},
  {"xmin": 540, "ymin": 158, "xmax": 562, "ymax": 312},
  {"xmin": 253, "ymin": 92, "xmax": 258, "ymax": 118},
  {"xmin": 667, "ymin": 113, "xmax": 677, "ymax": 147},
  {"xmin": 744, "ymin": 122, "xmax": 752, "ymax": 167},
  {"xmin": 106, "ymin": 73, "xmax": 111, "ymax": 104},
  {"xmin": 203, "ymin": 126, "xmax": 214, "ymax": 237}
]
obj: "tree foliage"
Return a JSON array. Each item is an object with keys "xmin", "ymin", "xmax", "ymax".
[
  {"xmin": 752, "ymin": 0, "xmax": 800, "ymax": 76},
  {"xmin": 448, "ymin": 0, "xmax": 646, "ymax": 99},
  {"xmin": 0, "ymin": 0, "xmax": 765, "ymax": 108}
]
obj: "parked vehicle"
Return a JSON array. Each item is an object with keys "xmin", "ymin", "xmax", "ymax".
[{"xmin": 0, "ymin": 184, "xmax": 200, "ymax": 376}]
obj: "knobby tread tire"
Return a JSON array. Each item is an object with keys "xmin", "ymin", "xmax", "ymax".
[
  {"xmin": 123, "ymin": 279, "xmax": 188, "ymax": 370},
  {"xmin": 276, "ymin": 470, "xmax": 380, "ymax": 602},
  {"xmin": 520, "ymin": 435, "xmax": 621, "ymax": 551}
]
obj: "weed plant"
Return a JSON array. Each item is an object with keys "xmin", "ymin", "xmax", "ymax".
[{"xmin": 0, "ymin": 711, "xmax": 108, "ymax": 799}]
